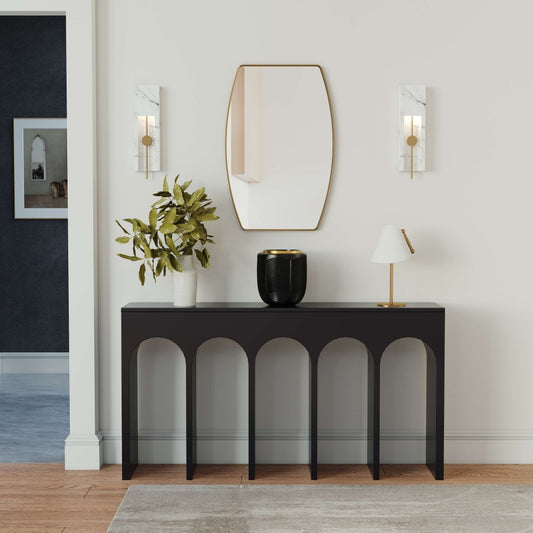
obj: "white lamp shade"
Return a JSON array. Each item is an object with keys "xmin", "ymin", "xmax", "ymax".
[{"xmin": 371, "ymin": 225, "xmax": 411, "ymax": 264}]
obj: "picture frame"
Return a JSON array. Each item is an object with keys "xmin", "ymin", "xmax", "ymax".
[{"xmin": 13, "ymin": 118, "xmax": 68, "ymax": 219}]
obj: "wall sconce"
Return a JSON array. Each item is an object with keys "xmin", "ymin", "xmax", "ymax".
[
  {"xmin": 134, "ymin": 85, "xmax": 160, "ymax": 179},
  {"xmin": 399, "ymin": 84, "xmax": 425, "ymax": 179}
]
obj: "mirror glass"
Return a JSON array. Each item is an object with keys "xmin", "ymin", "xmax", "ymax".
[{"xmin": 226, "ymin": 65, "xmax": 333, "ymax": 230}]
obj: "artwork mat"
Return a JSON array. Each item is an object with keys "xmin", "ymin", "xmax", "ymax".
[{"xmin": 13, "ymin": 117, "xmax": 68, "ymax": 219}]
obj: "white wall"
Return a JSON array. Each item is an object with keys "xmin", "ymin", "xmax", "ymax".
[{"xmin": 97, "ymin": 0, "xmax": 533, "ymax": 464}]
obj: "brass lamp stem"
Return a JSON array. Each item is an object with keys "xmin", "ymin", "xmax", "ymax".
[
  {"xmin": 377, "ymin": 262, "xmax": 406, "ymax": 308},
  {"xmin": 389, "ymin": 262, "xmax": 394, "ymax": 305}
]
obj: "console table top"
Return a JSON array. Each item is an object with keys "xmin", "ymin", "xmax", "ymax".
[{"xmin": 123, "ymin": 302, "xmax": 444, "ymax": 312}]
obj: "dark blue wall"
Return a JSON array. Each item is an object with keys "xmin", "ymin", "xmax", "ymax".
[{"xmin": 0, "ymin": 16, "xmax": 68, "ymax": 352}]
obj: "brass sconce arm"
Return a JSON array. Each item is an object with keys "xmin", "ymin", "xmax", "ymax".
[
  {"xmin": 406, "ymin": 116, "xmax": 418, "ymax": 180},
  {"xmin": 141, "ymin": 115, "xmax": 153, "ymax": 180}
]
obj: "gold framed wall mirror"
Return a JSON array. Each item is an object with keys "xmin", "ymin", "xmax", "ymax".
[{"xmin": 225, "ymin": 65, "xmax": 334, "ymax": 231}]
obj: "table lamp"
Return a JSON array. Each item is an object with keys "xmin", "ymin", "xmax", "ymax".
[{"xmin": 371, "ymin": 225, "xmax": 415, "ymax": 307}]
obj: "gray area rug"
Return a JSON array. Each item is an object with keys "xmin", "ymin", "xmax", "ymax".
[{"xmin": 107, "ymin": 484, "xmax": 533, "ymax": 532}]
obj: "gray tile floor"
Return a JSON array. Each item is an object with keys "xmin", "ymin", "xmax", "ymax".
[{"xmin": 0, "ymin": 373, "xmax": 69, "ymax": 462}]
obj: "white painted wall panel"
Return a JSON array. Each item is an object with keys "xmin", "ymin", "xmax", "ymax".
[{"xmin": 97, "ymin": 0, "xmax": 533, "ymax": 464}]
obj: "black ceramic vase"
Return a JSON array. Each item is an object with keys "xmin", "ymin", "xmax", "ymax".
[{"xmin": 257, "ymin": 250, "xmax": 307, "ymax": 307}]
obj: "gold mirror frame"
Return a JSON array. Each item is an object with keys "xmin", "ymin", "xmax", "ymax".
[{"xmin": 224, "ymin": 64, "xmax": 335, "ymax": 231}]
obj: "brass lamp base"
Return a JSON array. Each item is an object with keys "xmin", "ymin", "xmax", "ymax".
[{"xmin": 377, "ymin": 263, "xmax": 407, "ymax": 308}]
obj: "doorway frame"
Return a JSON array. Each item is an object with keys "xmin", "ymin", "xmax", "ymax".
[{"xmin": 0, "ymin": 0, "xmax": 100, "ymax": 469}]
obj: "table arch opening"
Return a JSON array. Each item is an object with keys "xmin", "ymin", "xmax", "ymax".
[
  {"xmin": 380, "ymin": 337, "xmax": 427, "ymax": 465},
  {"xmin": 195, "ymin": 337, "xmax": 248, "ymax": 464},
  {"xmin": 317, "ymin": 337, "xmax": 368, "ymax": 466},
  {"xmin": 255, "ymin": 337, "xmax": 310, "ymax": 466},
  {"xmin": 136, "ymin": 337, "xmax": 186, "ymax": 464}
]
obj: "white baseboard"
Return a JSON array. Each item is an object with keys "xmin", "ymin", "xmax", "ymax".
[
  {"xmin": 101, "ymin": 429, "xmax": 533, "ymax": 465},
  {"xmin": 0, "ymin": 352, "xmax": 69, "ymax": 374},
  {"xmin": 65, "ymin": 432, "xmax": 103, "ymax": 469}
]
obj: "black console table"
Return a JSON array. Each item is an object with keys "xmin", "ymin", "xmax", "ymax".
[{"xmin": 121, "ymin": 302, "xmax": 444, "ymax": 481}]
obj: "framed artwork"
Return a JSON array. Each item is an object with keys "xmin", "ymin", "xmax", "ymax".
[{"xmin": 13, "ymin": 118, "xmax": 68, "ymax": 219}]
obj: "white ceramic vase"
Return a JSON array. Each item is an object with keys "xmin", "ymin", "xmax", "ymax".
[{"xmin": 172, "ymin": 254, "xmax": 197, "ymax": 307}]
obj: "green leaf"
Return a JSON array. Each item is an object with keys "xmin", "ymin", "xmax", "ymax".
[
  {"xmin": 173, "ymin": 183, "xmax": 184, "ymax": 205},
  {"xmin": 118, "ymin": 253, "xmax": 142, "ymax": 262},
  {"xmin": 181, "ymin": 180, "xmax": 192, "ymax": 191},
  {"xmin": 139, "ymin": 236, "xmax": 152, "ymax": 258},
  {"xmin": 116, "ymin": 220, "xmax": 131, "ymax": 235},
  {"xmin": 162, "ymin": 207, "xmax": 177, "ymax": 227},
  {"xmin": 134, "ymin": 218, "xmax": 151, "ymax": 233},
  {"xmin": 168, "ymin": 253, "xmax": 182, "ymax": 272},
  {"xmin": 189, "ymin": 202, "xmax": 204, "ymax": 214},
  {"xmin": 153, "ymin": 191, "xmax": 172, "ymax": 198},
  {"xmin": 155, "ymin": 257, "xmax": 164, "ymax": 276},
  {"xmin": 175, "ymin": 223, "xmax": 195, "ymax": 233},
  {"xmin": 197, "ymin": 224, "xmax": 207, "ymax": 241},
  {"xmin": 163, "ymin": 175, "xmax": 169, "ymax": 192},
  {"xmin": 125, "ymin": 218, "xmax": 140, "ymax": 233},
  {"xmin": 115, "ymin": 236, "xmax": 131, "ymax": 244},
  {"xmin": 139, "ymin": 263, "xmax": 146, "ymax": 285},
  {"xmin": 162, "ymin": 252, "xmax": 172, "ymax": 271},
  {"xmin": 194, "ymin": 248, "xmax": 208, "ymax": 268},
  {"xmin": 149, "ymin": 208, "xmax": 158, "ymax": 228},
  {"xmin": 147, "ymin": 262, "xmax": 156, "ymax": 282},
  {"xmin": 187, "ymin": 187, "xmax": 205, "ymax": 206},
  {"xmin": 197, "ymin": 205, "xmax": 213, "ymax": 215},
  {"xmin": 165, "ymin": 234, "xmax": 179, "ymax": 255},
  {"xmin": 196, "ymin": 213, "xmax": 219, "ymax": 222},
  {"xmin": 203, "ymin": 248, "xmax": 210, "ymax": 268},
  {"xmin": 160, "ymin": 224, "xmax": 178, "ymax": 235}
]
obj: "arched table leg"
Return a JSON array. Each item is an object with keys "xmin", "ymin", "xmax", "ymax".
[
  {"xmin": 122, "ymin": 346, "xmax": 139, "ymax": 480},
  {"xmin": 248, "ymin": 351, "xmax": 257, "ymax": 480},
  {"xmin": 367, "ymin": 348, "xmax": 381, "ymax": 480},
  {"xmin": 309, "ymin": 352, "xmax": 319, "ymax": 480},
  {"xmin": 185, "ymin": 349, "xmax": 197, "ymax": 480},
  {"xmin": 425, "ymin": 343, "xmax": 444, "ymax": 480}
]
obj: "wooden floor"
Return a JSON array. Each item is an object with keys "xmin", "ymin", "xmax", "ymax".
[{"xmin": 1, "ymin": 463, "xmax": 533, "ymax": 532}]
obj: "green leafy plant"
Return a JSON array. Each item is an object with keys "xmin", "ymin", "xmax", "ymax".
[{"xmin": 116, "ymin": 174, "xmax": 219, "ymax": 285}]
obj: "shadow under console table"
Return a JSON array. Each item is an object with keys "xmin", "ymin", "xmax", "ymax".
[{"xmin": 122, "ymin": 302, "xmax": 445, "ymax": 481}]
